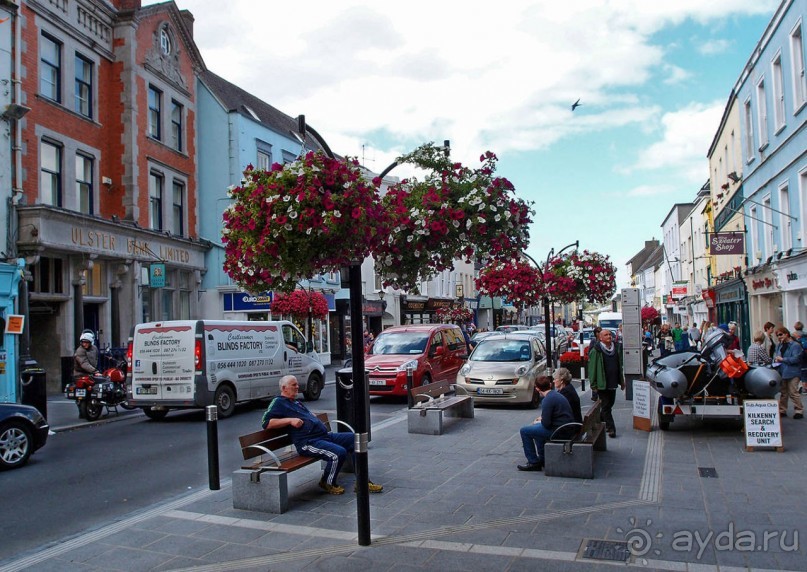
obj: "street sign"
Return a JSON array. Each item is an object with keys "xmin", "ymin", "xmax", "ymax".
[
  {"xmin": 632, "ymin": 380, "xmax": 651, "ymax": 432},
  {"xmin": 743, "ymin": 400, "xmax": 783, "ymax": 451}
]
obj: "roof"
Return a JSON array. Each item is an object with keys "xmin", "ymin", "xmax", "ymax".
[
  {"xmin": 199, "ymin": 69, "xmax": 326, "ymax": 153},
  {"xmin": 626, "ymin": 239, "xmax": 660, "ymax": 274}
]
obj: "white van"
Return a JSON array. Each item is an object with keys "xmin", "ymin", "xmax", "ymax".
[
  {"xmin": 126, "ymin": 320, "xmax": 324, "ymax": 420},
  {"xmin": 597, "ymin": 311, "xmax": 622, "ymax": 331}
]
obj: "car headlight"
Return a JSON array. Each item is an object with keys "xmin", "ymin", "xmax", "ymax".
[
  {"xmin": 397, "ymin": 360, "xmax": 419, "ymax": 372},
  {"xmin": 514, "ymin": 364, "xmax": 529, "ymax": 377},
  {"xmin": 460, "ymin": 364, "xmax": 471, "ymax": 376}
]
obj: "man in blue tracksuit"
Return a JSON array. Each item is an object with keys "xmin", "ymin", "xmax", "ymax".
[{"xmin": 261, "ymin": 375, "xmax": 383, "ymax": 495}]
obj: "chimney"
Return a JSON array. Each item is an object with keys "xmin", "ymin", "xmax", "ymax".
[{"xmin": 179, "ymin": 9, "xmax": 194, "ymax": 38}]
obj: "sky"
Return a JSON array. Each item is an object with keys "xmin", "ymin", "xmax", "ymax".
[{"xmin": 155, "ymin": 0, "xmax": 781, "ymax": 288}]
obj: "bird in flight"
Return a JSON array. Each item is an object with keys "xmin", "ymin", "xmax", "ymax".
[{"xmin": 571, "ymin": 99, "xmax": 582, "ymax": 111}]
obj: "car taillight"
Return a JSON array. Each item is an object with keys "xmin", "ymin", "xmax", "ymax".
[
  {"xmin": 126, "ymin": 342, "xmax": 133, "ymax": 370},
  {"xmin": 194, "ymin": 339, "xmax": 203, "ymax": 371}
]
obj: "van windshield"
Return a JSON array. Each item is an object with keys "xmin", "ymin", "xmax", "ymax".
[{"xmin": 370, "ymin": 332, "xmax": 429, "ymax": 355}]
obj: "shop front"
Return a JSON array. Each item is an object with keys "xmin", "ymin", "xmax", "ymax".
[
  {"xmin": 0, "ymin": 260, "xmax": 23, "ymax": 402},
  {"xmin": 713, "ymin": 277, "xmax": 750, "ymax": 351},
  {"xmin": 775, "ymin": 250, "xmax": 807, "ymax": 329},
  {"xmin": 16, "ymin": 206, "xmax": 208, "ymax": 392},
  {"xmin": 744, "ymin": 267, "xmax": 783, "ymax": 334}
]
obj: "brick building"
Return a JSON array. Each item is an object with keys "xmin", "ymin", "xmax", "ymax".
[{"xmin": 11, "ymin": 0, "xmax": 209, "ymax": 390}]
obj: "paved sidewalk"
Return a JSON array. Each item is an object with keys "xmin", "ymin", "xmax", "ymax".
[{"xmin": 4, "ymin": 383, "xmax": 806, "ymax": 571}]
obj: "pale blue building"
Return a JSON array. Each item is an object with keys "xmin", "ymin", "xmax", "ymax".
[
  {"xmin": 196, "ymin": 71, "xmax": 338, "ymax": 363},
  {"xmin": 737, "ymin": 0, "xmax": 807, "ymax": 328}
]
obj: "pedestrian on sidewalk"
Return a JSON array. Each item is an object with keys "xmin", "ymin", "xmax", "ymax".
[
  {"xmin": 261, "ymin": 375, "xmax": 384, "ymax": 494},
  {"xmin": 688, "ymin": 322, "xmax": 701, "ymax": 350},
  {"xmin": 790, "ymin": 322, "xmax": 807, "ymax": 394},
  {"xmin": 773, "ymin": 327, "xmax": 804, "ymax": 419},
  {"xmin": 763, "ymin": 322, "xmax": 777, "ymax": 359},
  {"xmin": 746, "ymin": 331, "xmax": 772, "ymax": 366},
  {"xmin": 517, "ymin": 376, "xmax": 574, "ymax": 472},
  {"xmin": 672, "ymin": 322, "xmax": 685, "ymax": 352},
  {"xmin": 553, "ymin": 367, "xmax": 582, "ymax": 424},
  {"xmin": 588, "ymin": 329, "xmax": 625, "ymax": 438},
  {"xmin": 588, "ymin": 326, "xmax": 602, "ymax": 401}
]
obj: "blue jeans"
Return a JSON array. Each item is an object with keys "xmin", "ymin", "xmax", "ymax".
[
  {"xmin": 520, "ymin": 423, "xmax": 553, "ymax": 464},
  {"xmin": 299, "ymin": 432, "xmax": 354, "ymax": 485}
]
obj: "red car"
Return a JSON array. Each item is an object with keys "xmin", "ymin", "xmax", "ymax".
[{"xmin": 366, "ymin": 324, "xmax": 468, "ymax": 396}]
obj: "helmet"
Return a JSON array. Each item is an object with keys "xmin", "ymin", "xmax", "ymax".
[{"xmin": 79, "ymin": 332, "xmax": 94, "ymax": 344}]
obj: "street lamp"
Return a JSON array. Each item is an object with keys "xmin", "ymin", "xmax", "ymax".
[{"xmin": 523, "ymin": 240, "xmax": 578, "ymax": 371}]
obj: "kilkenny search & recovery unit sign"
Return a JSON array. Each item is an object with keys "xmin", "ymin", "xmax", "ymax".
[{"xmin": 709, "ymin": 232, "xmax": 744, "ymax": 255}]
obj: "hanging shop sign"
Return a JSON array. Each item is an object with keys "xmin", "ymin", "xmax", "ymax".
[
  {"xmin": 709, "ymin": 232, "xmax": 745, "ymax": 255},
  {"xmin": 149, "ymin": 263, "xmax": 166, "ymax": 288}
]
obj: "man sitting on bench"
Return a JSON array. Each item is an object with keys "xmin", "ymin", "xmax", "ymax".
[
  {"xmin": 261, "ymin": 375, "xmax": 383, "ymax": 495},
  {"xmin": 517, "ymin": 376, "xmax": 575, "ymax": 472}
]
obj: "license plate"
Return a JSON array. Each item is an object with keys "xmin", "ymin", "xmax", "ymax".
[
  {"xmin": 478, "ymin": 387, "xmax": 503, "ymax": 395},
  {"xmin": 76, "ymin": 388, "xmax": 86, "ymax": 397},
  {"xmin": 368, "ymin": 379, "xmax": 387, "ymax": 386},
  {"xmin": 136, "ymin": 387, "xmax": 158, "ymax": 395}
]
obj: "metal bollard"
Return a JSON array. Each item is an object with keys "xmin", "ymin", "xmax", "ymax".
[{"xmin": 206, "ymin": 405, "xmax": 220, "ymax": 490}]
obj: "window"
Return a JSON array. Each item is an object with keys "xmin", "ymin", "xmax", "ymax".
[
  {"xmin": 74, "ymin": 54, "xmax": 93, "ymax": 118},
  {"xmin": 791, "ymin": 23, "xmax": 806, "ymax": 109},
  {"xmin": 178, "ymin": 272, "xmax": 191, "ymax": 320},
  {"xmin": 76, "ymin": 154, "xmax": 94, "ymax": 214},
  {"xmin": 149, "ymin": 172, "xmax": 163, "ymax": 230},
  {"xmin": 40, "ymin": 140, "xmax": 62, "ymax": 206},
  {"xmin": 800, "ymin": 169, "xmax": 807, "ymax": 247},
  {"xmin": 756, "ymin": 78, "xmax": 768, "ymax": 149},
  {"xmin": 772, "ymin": 53, "xmax": 785, "ymax": 130},
  {"xmin": 743, "ymin": 98, "xmax": 754, "ymax": 160},
  {"xmin": 172, "ymin": 180, "xmax": 184, "ymax": 236},
  {"xmin": 40, "ymin": 34, "xmax": 61, "ymax": 102},
  {"xmin": 148, "ymin": 86, "xmax": 162, "ymax": 140},
  {"xmin": 763, "ymin": 196, "xmax": 773, "ymax": 256},
  {"xmin": 257, "ymin": 150, "xmax": 271, "ymax": 170},
  {"xmin": 31, "ymin": 257, "xmax": 64, "ymax": 294},
  {"xmin": 170, "ymin": 100, "xmax": 183, "ymax": 151},
  {"xmin": 160, "ymin": 27, "xmax": 172, "ymax": 56},
  {"xmin": 779, "ymin": 184, "xmax": 791, "ymax": 250},
  {"xmin": 81, "ymin": 261, "xmax": 106, "ymax": 297}
]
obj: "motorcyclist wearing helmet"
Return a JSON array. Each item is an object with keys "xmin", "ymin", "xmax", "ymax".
[{"xmin": 74, "ymin": 331, "xmax": 100, "ymax": 377}]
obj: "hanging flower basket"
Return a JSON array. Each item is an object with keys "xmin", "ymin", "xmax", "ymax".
[
  {"xmin": 475, "ymin": 258, "xmax": 542, "ymax": 308},
  {"xmin": 435, "ymin": 305, "xmax": 474, "ymax": 324},
  {"xmin": 271, "ymin": 289, "xmax": 329, "ymax": 320},
  {"xmin": 374, "ymin": 144, "xmax": 533, "ymax": 291},
  {"xmin": 544, "ymin": 250, "xmax": 616, "ymax": 304},
  {"xmin": 222, "ymin": 152, "xmax": 389, "ymax": 293}
]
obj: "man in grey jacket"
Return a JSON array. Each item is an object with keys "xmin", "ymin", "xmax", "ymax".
[
  {"xmin": 773, "ymin": 326, "xmax": 803, "ymax": 419},
  {"xmin": 73, "ymin": 331, "xmax": 99, "ymax": 377}
]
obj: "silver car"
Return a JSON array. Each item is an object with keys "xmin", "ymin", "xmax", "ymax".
[{"xmin": 456, "ymin": 333, "xmax": 548, "ymax": 408}]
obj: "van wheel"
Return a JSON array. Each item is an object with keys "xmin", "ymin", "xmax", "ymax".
[
  {"xmin": 303, "ymin": 372, "xmax": 323, "ymax": 401},
  {"xmin": 215, "ymin": 385, "xmax": 236, "ymax": 418},
  {"xmin": 143, "ymin": 407, "xmax": 168, "ymax": 421}
]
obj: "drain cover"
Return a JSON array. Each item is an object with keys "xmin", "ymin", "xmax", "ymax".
[
  {"xmin": 698, "ymin": 467, "xmax": 718, "ymax": 478},
  {"xmin": 582, "ymin": 539, "xmax": 631, "ymax": 562}
]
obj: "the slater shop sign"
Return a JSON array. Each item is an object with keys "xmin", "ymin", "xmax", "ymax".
[{"xmin": 709, "ymin": 232, "xmax": 744, "ymax": 255}]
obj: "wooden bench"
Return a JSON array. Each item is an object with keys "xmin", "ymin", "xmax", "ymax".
[
  {"xmin": 407, "ymin": 379, "xmax": 474, "ymax": 435},
  {"xmin": 544, "ymin": 401, "xmax": 606, "ymax": 479},
  {"xmin": 232, "ymin": 413, "xmax": 354, "ymax": 513}
]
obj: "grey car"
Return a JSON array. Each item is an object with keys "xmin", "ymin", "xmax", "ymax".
[{"xmin": 456, "ymin": 333, "xmax": 548, "ymax": 408}]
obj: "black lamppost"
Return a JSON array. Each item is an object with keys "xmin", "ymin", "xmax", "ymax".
[
  {"xmin": 523, "ymin": 240, "xmax": 578, "ymax": 371},
  {"xmin": 299, "ymin": 116, "xmax": 372, "ymax": 546}
]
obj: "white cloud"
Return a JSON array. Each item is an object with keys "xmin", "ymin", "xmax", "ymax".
[
  {"xmin": 626, "ymin": 101, "xmax": 723, "ymax": 183},
  {"xmin": 698, "ymin": 39, "xmax": 733, "ymax": 55},
  {"xmin": 663, "ymin": 64, "xmax": 692, "ymax": 84}
]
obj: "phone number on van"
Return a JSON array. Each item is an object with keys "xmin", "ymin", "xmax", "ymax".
[{"xmin": 216, "ymin": 359, "xmax": 273, "ymax": 370}]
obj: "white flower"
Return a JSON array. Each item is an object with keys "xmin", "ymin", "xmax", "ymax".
[
  {"xmin": 306, "ymin": 228, "xmax": 313, "ymax": 235},
  {"xmin": 494, "ymin": 214, "xmax": 501, "ymax": 222},
  {"xmin": 284, "ymin": 224, "xmax": 293, "ymax": 231},
  {"xmin": 477, "ymin": 216, "xmax": 486, "ymax": 224},
  {"xmin": 452, "ymin": 220, "xmax": 460, "ymax": 228},
  {"xmin": 334, "ymin": 210, "xmax": 342, "ymax": 218},
  {"xmin": 283, "ymin": 195, "xmax": 291, "ymax": 202},
  {"xmin": 288, "ymin": 210, "xmax": 298, "ymax": 219},
  {"xmin": 466, "ymin": 219, "xmax": 473, "ymax": 229}
]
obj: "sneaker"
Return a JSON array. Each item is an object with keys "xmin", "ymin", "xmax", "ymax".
[
  {"xmin": 353, "ymin": 480, "xmax": 384, "ymax": 493},
  {"xmin": 794, "ymin": 413, "xmax": 804, "ymax": 420},
  {"xmin": 319, "ymin": 480, "xmax": 345, "ymax": 495}
]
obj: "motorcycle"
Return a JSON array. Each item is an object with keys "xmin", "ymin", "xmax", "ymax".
[{"xmin": 65, "ymin": 355, "xmax": 135, "ymax": 421}]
